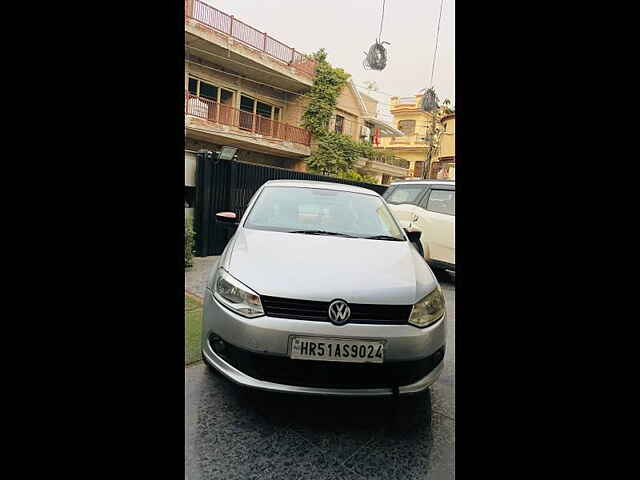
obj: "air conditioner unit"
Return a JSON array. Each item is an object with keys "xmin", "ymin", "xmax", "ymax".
[{"xmin": 360, "ymin": 125, "xmax": 371, "ymax": 138}]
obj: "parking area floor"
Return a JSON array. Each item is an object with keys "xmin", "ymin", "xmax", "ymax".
[{"xmin": 186, "ymin": 259, "xmax": 455, "ymax": 479}]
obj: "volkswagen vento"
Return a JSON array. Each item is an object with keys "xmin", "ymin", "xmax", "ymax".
[{"xmin": 201, "ymin": 180, "xmax": 446, "ymax": 396}]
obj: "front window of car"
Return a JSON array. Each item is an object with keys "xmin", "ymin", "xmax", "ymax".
[
  {"xmin": 244, "ymin": 186, "xmax": 405, "ymax": 240},
  {"xmin": 384, "ymin": 184, "xmax": 427, "ymax": 205}
]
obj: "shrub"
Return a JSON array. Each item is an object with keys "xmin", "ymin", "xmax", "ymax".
[{"xmin": 185, "ymin": 217, "xmax": 195, "ymax": 268}]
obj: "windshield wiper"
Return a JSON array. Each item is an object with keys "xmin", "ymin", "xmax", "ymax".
[
  {"xmin": 363, "ymin": 235, "xmax": 404, "ymax": 241},
  {"xmin": 288, "ymin": 230, "xmax": 357, "ymax": 238}
]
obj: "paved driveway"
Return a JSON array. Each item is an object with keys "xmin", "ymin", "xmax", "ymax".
[{"xmin": 186, "ymin": 259, "xmax": 455, "ymax": 479}]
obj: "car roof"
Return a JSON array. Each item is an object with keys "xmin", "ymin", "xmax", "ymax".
[
  {"xmin": 262, "ymin": 179, "xmax": 380, "ymax": 196},
  {"xmin": 388, "ymin": 179, "xmax": 455, "ymax": 186}
]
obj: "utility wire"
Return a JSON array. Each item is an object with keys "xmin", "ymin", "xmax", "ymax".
[
  {"xmin": 378, "ymin": 0, "xmax": 386, "ymax": 41},
  {"xmin": 188, "ymin": 42, "xmax": 442, "ymax": 109},
  {"xmin": 429, "ymin": 0, "xmax": 445, "ymax": 88}
]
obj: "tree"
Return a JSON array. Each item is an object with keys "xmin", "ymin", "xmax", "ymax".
[{"xmin": 301, "ymin": 49, "xmax": 380, "ymax": 184}]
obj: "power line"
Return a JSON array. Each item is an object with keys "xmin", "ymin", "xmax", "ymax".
[
  {"xmin": 429, "ymin": 0, "xmax": 445, "ymax": 88},
  {"xmin": 378, "ymin": 0, "xmax": 386, "ymax": 41},
  {"xmin": 187, "ymin": 42, "xmax": 450, "ymax": 110}
]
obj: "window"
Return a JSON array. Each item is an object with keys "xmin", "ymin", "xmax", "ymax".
[
  {"xmin": 335, "ymin": 115, "xmax": 344, "ymax": 134},
  {"xmin": 239, "ymin": 95, "xmax": 256, "ymax": 130},
  {"xmin": 256, "ymin": 101, "xmax": 272, "ymax": 118},
  {"xmin": 397, "ymin": 120, "xmax": 416, "ymax": 135},
  {"xmin": 245, "ymin": 187, "xmax": 405, "ymax": 239},
  {"xmin": 383, "ymin": 184, "xmax": 427, "ymax": 205},
  {"xmin": 188, "ymin": 78, "xmax": 198, "ymax": 95},
  {"xmin": 199, "ymin": 82, "xmax": 217, "ymax": 100},
  {"xmin": 426, "ymin": 190, "xmax": 455, "ymax": 216},
  {"xmin": 360, "ymin": 121, "xmax": 375, "ymax": 142},
  {"xmin": 188, "ymin": 77, "xmax": 218, "ymax": 100}
]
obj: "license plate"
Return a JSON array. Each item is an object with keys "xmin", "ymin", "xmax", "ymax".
[{"xmin": 290, "ymin": 336, "xmax": 384, "ymax": 363}]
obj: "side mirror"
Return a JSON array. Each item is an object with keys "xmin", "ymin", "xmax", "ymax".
[
  {"xmin": 215, "ymin": 211, "xmax": 238, "ymax": 227},
  {"xmin": 404, "ymin": 229, "xmax": 421, "ymax": 244}
]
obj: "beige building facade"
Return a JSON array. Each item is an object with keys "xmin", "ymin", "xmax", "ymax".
[
  {"xmin": 378, "ymin": 95, "xmax": 456, "ymax": 180},
  {"xmin": 184, "ymin": 0, "xmax": 407, "ymax": 194}
]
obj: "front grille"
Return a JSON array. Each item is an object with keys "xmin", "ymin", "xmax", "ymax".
[
  {"xmin": 261, "ymin": 296, "xmax": 413, "ymax": 325},
  {"xmin": 213, "ymin": 337, "xmax": 445, "ymax": 389}
]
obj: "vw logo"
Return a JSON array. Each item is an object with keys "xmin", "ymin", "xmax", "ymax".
[{"xmin": 328, "ymin": 300, "xmax": 351, "ymax": 325}]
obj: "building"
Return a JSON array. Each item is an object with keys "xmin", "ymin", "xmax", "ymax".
[
  {"xmin": 433, "ymin": 113, "xmax": 455, "ymax": 180},
  {"xmin": 377, "ymin": 94, "xmax": 456, "ymax": 180},
  {"xmin": 184, "ymin": 0, "xmax": 407, "ymax": 205}
]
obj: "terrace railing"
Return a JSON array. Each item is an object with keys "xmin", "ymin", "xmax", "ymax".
[
  {"xmin": 366, "ymin": 152, "xmax": 410, "ymax": 169},
  {"xmin": 185, "ymin": 0, "xmax": 317, "ymax": 78},
  {"xmin": 185, "ymin": 92, "xmax": 311, "ymax": 147}
]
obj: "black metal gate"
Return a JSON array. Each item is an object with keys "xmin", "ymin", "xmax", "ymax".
[{"xmin": 193, "ymin": 157, "xmax": 388, "ymax": 257}]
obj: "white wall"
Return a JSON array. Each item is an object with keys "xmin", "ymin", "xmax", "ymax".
[{"xmin": 185, "ymin": 152, "xmax": 197, "ymax": 186}]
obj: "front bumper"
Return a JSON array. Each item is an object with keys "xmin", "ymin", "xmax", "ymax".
[
  {"xmin": 202, "ymin": 288, "xmax": 446, "ymax": 396},
  {"xmin": 202, "ymin": 340, "xmax": 444, "ymax": 396}
]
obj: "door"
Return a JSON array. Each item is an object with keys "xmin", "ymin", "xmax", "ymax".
[
  {"xmin": 239, "ymin": 95, "xmax": 256, "ymax": 131},
  {"xmin": 256, "ymin": 101, "xmax": 274, "ymax": 136},
  {"xmin": 218, "ymin": 89, "xmax": 234, "ymax": 125},
  {"xmin": 415, "ymin": 188, "xmax": 455, "ymax": 265}
]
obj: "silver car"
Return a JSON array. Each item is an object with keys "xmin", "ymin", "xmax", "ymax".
[{"xmin": 201, "ymin": 180, "xmax": 446, "ymax": 397}]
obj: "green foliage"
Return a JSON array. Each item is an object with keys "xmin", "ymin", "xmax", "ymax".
[
  {"xmin": 336, "ymin": 169, "xmax": 379, "ymax": 185},
  {"xmin": 185, "ymin": 217, "xmax": 195, "ymax": 268},
  {"xmin": 301, "ymin": 49, "xmax": 351, "ymax": 136},
  {"xmin": 185, "ymin": 294, "xmax": 203, "ymax": 365},
  {"xmin": 302, "ymin": 48, "xmax": 381, "ymax": 185},
  {"xmin": 358, "ymin": 142, "xmax": 396, "ymax": 164},
  {"xmin": 306, "ymin": 130, "xmax": 363, "ymax": 175}
]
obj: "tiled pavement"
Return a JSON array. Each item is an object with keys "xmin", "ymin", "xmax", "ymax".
[{"xmin": 186, "ymin": 258, "xmax": 455, "ymax": 479}]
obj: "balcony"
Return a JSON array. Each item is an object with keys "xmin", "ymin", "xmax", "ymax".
[
  {"xmin": 389, "ymin": 133, "xmax": 428, "ymax": 146},
  {"xmin": 185, "ymin": 92, "xmax": 311, "ymax": 157},
  {"xmin": 185, "ymin": 0, "xmax": 316, "ymax": 90},
  {"xmin": 354, "ymin": 150, "xmax": 410, "ymax": 178}
]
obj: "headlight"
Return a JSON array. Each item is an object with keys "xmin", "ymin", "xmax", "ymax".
[
  {"xmin": 212, "ymin": 269, "xmax": 264, "ymax": 318},
  {"xmin": 409, "ymin": 287, "xmax": 445, "ymax": 328}
]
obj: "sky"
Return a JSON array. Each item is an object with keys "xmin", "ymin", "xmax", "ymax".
[{"xmin": 202, "ymin": 0, "xmax": 455, "ymax": 121}]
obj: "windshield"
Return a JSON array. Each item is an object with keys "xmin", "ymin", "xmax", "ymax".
[{"xmin": 244, "ymin": 186, "xmax": 405, "ymax": 240}]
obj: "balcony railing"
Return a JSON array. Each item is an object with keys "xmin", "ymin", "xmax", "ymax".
[
  {"xmin": 397, "ymin": 97, "xmax": 417, "ymax": 105},
  {"xmin": 185, "ymin": 0, "xmax": 317, "ymax": 78},
  {"xmin": 368, "ymin": 153, "xmax": 410, "ymax": 170},
  {"xmin": 390, "ymin": 133, "xmax": 428, "ymax": 144},
  {"xmin": 360, "ymin": 148, "xmax": 410, "ymax": 169},
  {"xmin": 185, "ymin": 92, "xmax": 311, "ymax": 147}
]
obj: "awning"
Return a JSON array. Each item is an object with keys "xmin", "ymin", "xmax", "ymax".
[{"xmin": 363, "ymin": 116, "xmax": 403, "ymax": 137}]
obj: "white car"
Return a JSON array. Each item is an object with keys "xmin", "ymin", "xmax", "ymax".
[{"xmin": 383, "ymin": 180, "xmax": 455, "ymax": 271}]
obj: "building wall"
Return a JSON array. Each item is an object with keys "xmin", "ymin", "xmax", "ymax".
[
  {"xmin": 184, "ymin": 137, "xmax": 305, "ymax": 177},
  {"xmin": 359, "ymin": 93, "xmax": 378, "ymax": 116},
  {"xmin": 439, "ymin": 116, "xmax": 455, "ymax": 160},
  {"xmin": 281, "ymin": 94, "xmax": 308, "ymax": 128},
  {"xmin": 185, "ymin": 151, "xmax": 197, "ymax": 186},
  {"xmin": 186, "ymin": 60, "xmax": 299, "ymax": 124}
]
